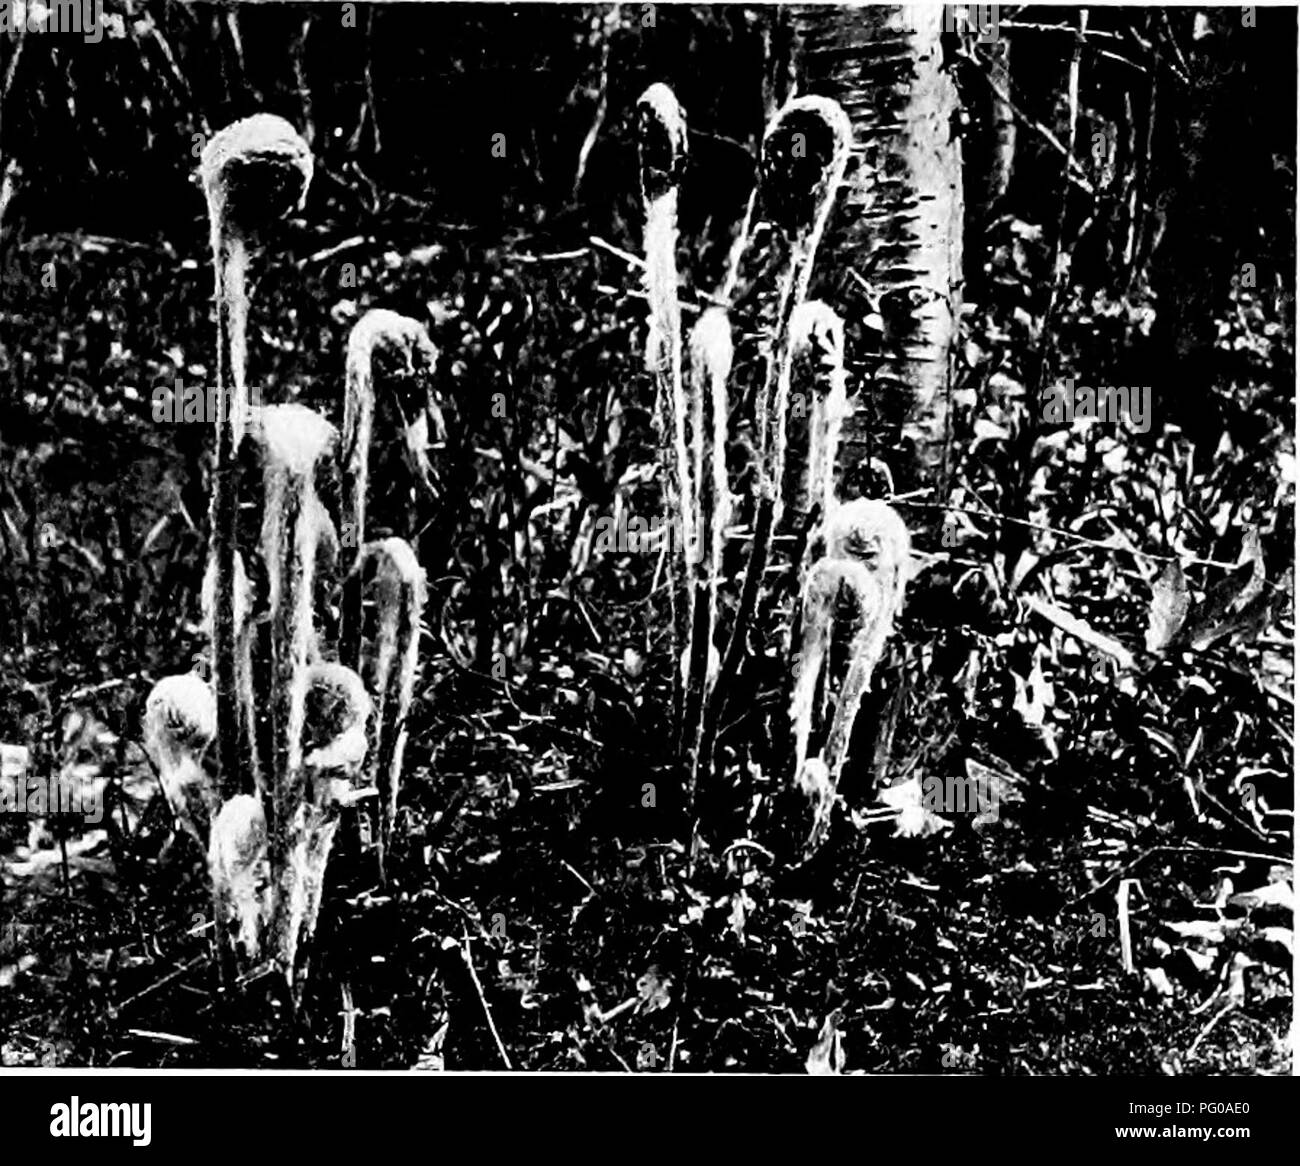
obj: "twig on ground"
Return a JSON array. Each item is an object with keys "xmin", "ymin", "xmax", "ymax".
[
  {"xmin": 1188, "ymin": 1000, "xmax": 1236, "ymax": 1055},
  {"xmin": 459, "ymin": 937, "xmax": 512, "ymax": 1069},
  {"xmin": 1061, "ymin": 845, "xmax": 1292, "ymax": 913},
  {"xmin": 107, "ymin": 954, "xmax": 209, "ymax": 1020}
]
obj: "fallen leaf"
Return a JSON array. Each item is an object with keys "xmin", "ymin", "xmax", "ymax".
[
  {"xmin": 1144, "ymin": 967, "xmax": 1175, "ymax": 997},
  {"xmin": 1145, "ymin": 559, "xmax": 1190, "ymax": 653},
  {"xmin": 1228, "ymin": 882, "xmax": 1294, "ymax": 913},
  {"xmin": 1025, "ymin": 594, "xmax": 1135, "ymax": 670}
]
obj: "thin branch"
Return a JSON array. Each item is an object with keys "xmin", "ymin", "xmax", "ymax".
[
  {"xmin": 964, "ymin": 45, "xmax": 1095, "ymax": 197},
  {"xmin": 507, "ymin": 246, "xmax": 590, "ymax": 264},
  {"xmin": 719, "ymin": 185, "xmax": 758, "ymax": 303},
  {"xmin": 1, "ymin": 19, "xmax": 28, "ymax": 126},
  {"xmin": 1155, "ymin": 10, "xmax": 1193, "ymax": 86},
  {"xmin": 997, "ymin": 21, "xmax": 1126, "ymax": 42},
  {"xmin": 1062, "ymin": 844, "xmax": 1291, "ymax": 912},
  {"xmin": 461, "ymin": 937, "xmax": 512, "ymax": 1069},
  {"xmin": 589, "ymin": 233, "xmax": 643, "ymax": 268},
  {"xmin": 296, "ymin": 235, "xmax": 372, "ymax": 270},
  {"xmin": 589, "ymin": 234, "xmax": 732, "ymax": 311},
  {"xmin": 291, "ymin": 16, "xmax": 315, "ymax": 147},
  {"xmin": 144, "ymin": 18, "xmax": 210, "ymax": 138},
  {"xmin": 107, "ymin": 954, "xmax": 209, "ymax": 1019},
  {"xmin": 573, "ymin": 5, "xmax": 620, "ymax": 199},
  {"xmin": 893, "ymin": 499, "xmax": 1239, "ymax": 570}
]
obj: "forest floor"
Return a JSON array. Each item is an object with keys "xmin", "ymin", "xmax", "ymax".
[{"xmin": 0, "ymin": 211, "xmax": 1293, "ymax": 1073}]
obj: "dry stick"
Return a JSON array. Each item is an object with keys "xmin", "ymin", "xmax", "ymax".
[
  {"xmin": 590, "ymin": 233, "xmax": 733, "ymax": 312},
  {"xmin": 1, "ymin": 21, "xmax": 26, "ymax": 104},
  {"xmin": 0, "ymin": 22, "xmax": 28, "ymax": 181},
  {"xmin": 199, "ymin": 115, "xmax": 313, "ymax": 798},
  {"xmin": 573, "ymin": 4, "xmax": 621, "ymax": 198},
  {"xmin": 1116, "ymin": 879, "xmax": 1137, "ymax": 974},
  {"xmin": 718, "ymin": 185, "xmax": 759, "ymax": 304},
  {"xmin": 63, "ymin": 672, "xmax": 149, "ymax": 703},
  {"xmin": 1155, "ymin": 9, "xmax": 1192, "ymax": 84},
  {"xmin": 459, "ymin": 938, "xmax": 512, "ymax": 1069},
  {"xmin": 1127, "ymin": 21, "xmax": 1160, "ymax": 296},
  {"xmin": 996, "ymin": 21, "xmax": 1126, "ymax": 43},
  {"xmin": 106, "ymin": 955, "xmax": 209, "ymax": 1021},
  {"xmin": 994, "ymin": 21, "xmax": 1148, "ymax": 75},
  {"xmin": 637, "ymin": 84, "xmax": 693, "ymax": 756},
  {"xmin": 1188, "ymin": 1000, "xmax": 1235, "ymax": 1054},
  {"xmin": 290, "ymin": 17, "xmax": 314, "ymax": 146},
  {"xmin": 1117, "ymin": 87, "xmax": 1138, "ymax": 270},
  {"xmin": 339, "ymin": 983, "xmax": 357, "ymax": 1062},
  {"xmin": 297, "ymin": 235, "xmax": 371, "ymax": 270}
]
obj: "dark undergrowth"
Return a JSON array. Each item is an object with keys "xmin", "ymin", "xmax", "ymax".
[{"xmin": 0, "ymin": 177, "xmax": 1292, "ymax": 1073}]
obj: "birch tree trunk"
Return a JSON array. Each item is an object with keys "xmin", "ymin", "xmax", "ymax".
[{"xmin": 788, "ymin": 4, "xmax": 964, "ymax": 499}]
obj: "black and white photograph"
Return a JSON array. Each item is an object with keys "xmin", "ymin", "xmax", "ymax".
[{"xmin": 0, "ymin": 0, "xmax": 1294, "ymax": 1125}]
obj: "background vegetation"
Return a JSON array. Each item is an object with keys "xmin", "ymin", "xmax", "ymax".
[{"xmin": 0, "ymin": 3, "xmax": 1293, "ymax": 1072}]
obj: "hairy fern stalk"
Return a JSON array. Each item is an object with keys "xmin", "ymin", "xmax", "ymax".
[
  {"xmin": 698, "ymin": 96, "xmax": 858, "ymax": 815},
  {"xmin": 791, "ymin": 500, "xmax": 911, "ymax": 852},
  {"xmin": 143, "ymin": 115, "xmax": 429, "ymax": 1000},
  {"xmin": 632, "ymin": 87, "xmax": 912, "ymax": 854},
  {"xmin": 637, "ymin": 83, "xmax": 694, "ymax": 746}
]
